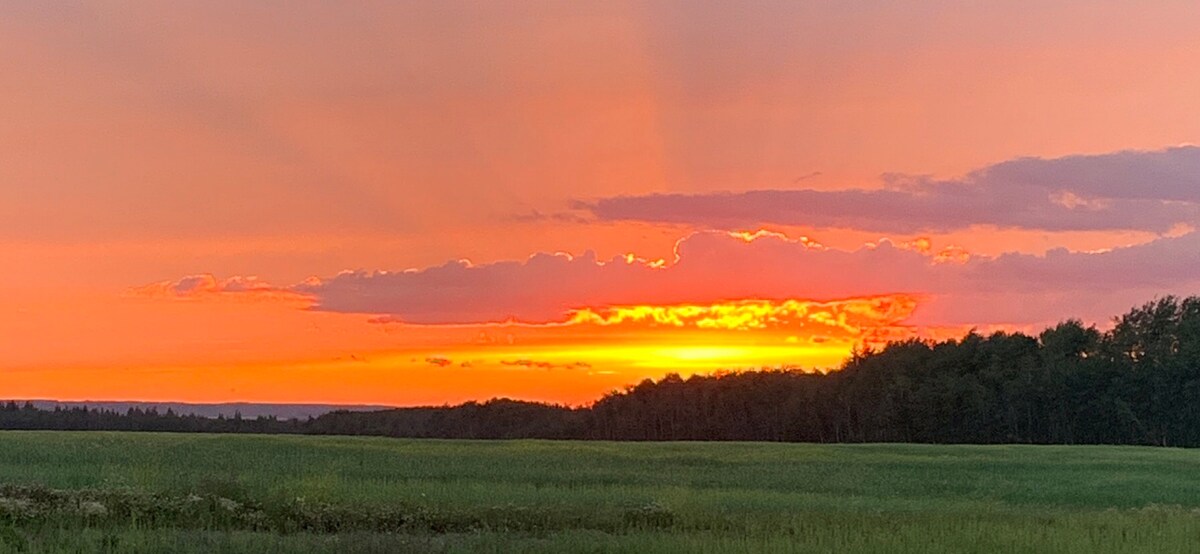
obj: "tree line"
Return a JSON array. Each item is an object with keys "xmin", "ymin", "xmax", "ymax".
[{"xmin": 7, "ymin": 296, "xmax": 1200, "ymax": 446}]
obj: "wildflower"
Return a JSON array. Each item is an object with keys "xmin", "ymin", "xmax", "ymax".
[{"xmin": 79, "ymin": 501, "xmax": 108, "ymax": 518}]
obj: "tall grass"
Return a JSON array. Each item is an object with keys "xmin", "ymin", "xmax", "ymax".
[{"xmin": 0, "ymin": 432, "xmax": 1198, "ymax": 552}]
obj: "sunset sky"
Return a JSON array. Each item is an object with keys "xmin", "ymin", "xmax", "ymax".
[{"xmin": 3, "ymin": 1, "xmax": 1200, "ymax": 405}]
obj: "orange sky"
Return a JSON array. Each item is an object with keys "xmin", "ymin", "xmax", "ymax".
[{"xmin": 2, "ymin": 2, "xmax": 1200, "ymax": 405}]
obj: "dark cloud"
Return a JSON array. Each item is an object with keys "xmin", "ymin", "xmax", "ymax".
[{"xmin": 577, "ymin": 146, "xmax": 1200, "ymax": 233}]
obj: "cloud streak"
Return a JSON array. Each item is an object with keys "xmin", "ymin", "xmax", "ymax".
[
  {"xmin": 577, "ymin": 147, "xmax": 1200, "ymax": 234},
  {"xmin": 130, "ymin": 274, "xmax": 309, "ymax": 303}
]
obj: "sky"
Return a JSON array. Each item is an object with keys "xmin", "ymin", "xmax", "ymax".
[{"xmin": 2, "ymin": 1, "xmax": 1199, "ymax": 406}]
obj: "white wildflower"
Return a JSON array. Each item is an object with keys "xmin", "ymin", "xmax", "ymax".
[{"xmin": 217, "ymin": 497, "xmax": 241, "ymax": 512}]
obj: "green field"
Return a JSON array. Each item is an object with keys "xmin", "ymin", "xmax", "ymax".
[{"xmin": 0, "ymin": 432, "xmax": 1198, "ymax": 552}]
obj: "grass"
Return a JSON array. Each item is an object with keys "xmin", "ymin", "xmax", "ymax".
[{"xmin": 0, "ymin": 432, "xmax": 1198, "ymax": 552}]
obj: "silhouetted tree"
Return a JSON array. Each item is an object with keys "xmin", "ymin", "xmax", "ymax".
[{"xmin": 8, "ymin": 297, "xmax": 1200, "ymax": 446}]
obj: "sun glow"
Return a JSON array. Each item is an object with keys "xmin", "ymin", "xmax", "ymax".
[
  {"xmin": 485, "ymin": 339, "xmax": 848, "ymax": 375},
  {"xmin": 18, "ymin": 260, "xmax": 937, "ymax": 405}
]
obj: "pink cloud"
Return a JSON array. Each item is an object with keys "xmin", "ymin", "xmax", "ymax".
[{"xmin": 280, "ymin": 230, "xmax": 1200, "ymax": 328}]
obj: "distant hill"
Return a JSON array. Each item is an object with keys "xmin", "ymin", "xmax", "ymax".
[{"xmin": 14, "ymin": 401, "xmax": 392, "ymax": 420}]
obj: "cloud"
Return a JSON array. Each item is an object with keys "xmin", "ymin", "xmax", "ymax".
[
  {"xmin": 280, "ymin": 229, "xmax": 1200, "ymax": 328},
  {"xmin": 294, "ymin": 231, "xmax": 932, "ymax": 324},
  {"xmin": 510, "ymin": 209, "xmax": 593, "ymax": 225},
  {"xmin": 129, "ymin": 274, "xmax": 308, "ymax": 303},
  {"xmin": 576, "ymin": 146, "xmax": 1200, "ymax": 234},
  {"xmin": 500, "ymin": 359, "xmax": 592, "ymax": 370}
]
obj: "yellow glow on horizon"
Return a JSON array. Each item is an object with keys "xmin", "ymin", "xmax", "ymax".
[
  {"xmin": 487, "ymin": 336, "xmax": 852, "ymax": 374},
  {"xmin": 0, "ymin": 290, "xmax": 942, "ymax": 405}
]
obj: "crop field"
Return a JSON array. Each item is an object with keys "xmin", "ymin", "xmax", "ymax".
[{"xmin": 0, "ymin": 432, "xmax": 1198, "ymax": 553}]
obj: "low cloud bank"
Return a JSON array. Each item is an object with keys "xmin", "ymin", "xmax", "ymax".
[{"xmin": 141, "ymin": 229, "xmax": 1200, "ymax": 329}]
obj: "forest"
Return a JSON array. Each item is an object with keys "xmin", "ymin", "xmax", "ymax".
[{"xmin": 6, "ymin": 296, "xmax": 1200, "ymax": 446}]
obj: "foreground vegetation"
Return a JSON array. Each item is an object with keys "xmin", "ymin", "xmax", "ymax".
[
  {"xmin": 1, "ymin": 432, "xmax": 1199, "ymax": 552},
  {"xmin": 10, "ymin": 297, "xmax": 1200, "ymax": 446}
]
